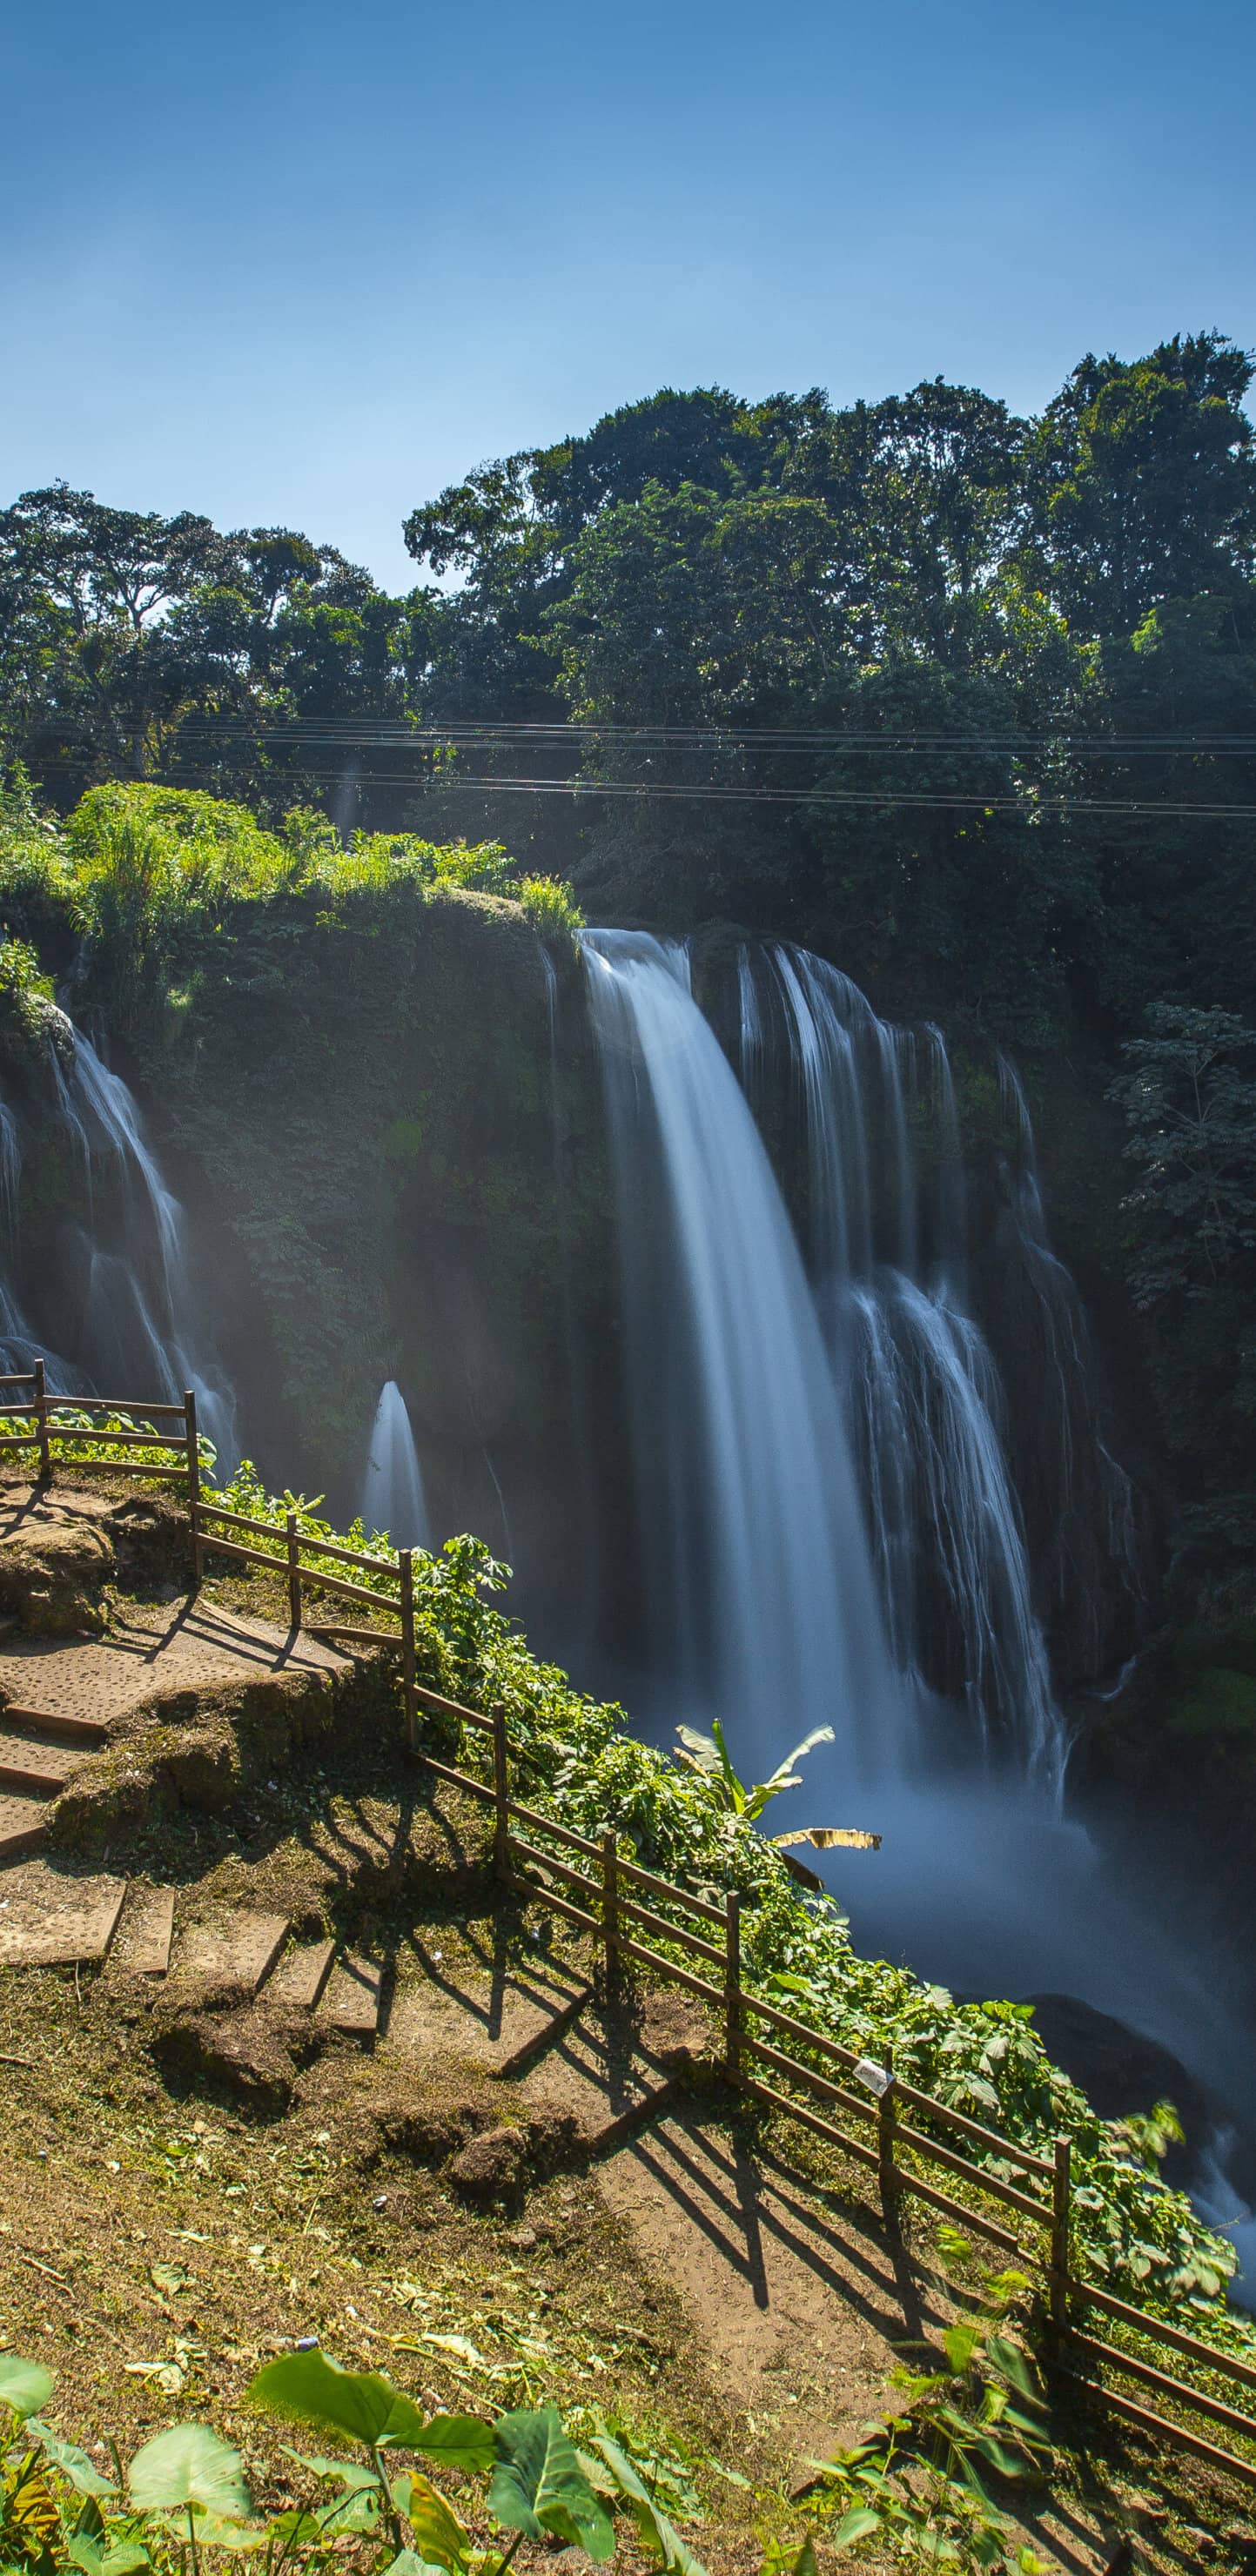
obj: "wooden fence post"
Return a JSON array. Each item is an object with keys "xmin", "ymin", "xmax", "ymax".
[
  {"xmin": 492, "ymin": 1701, "xmax": 510, "ymax": 1884},
  {"xmin": 878, "ymin": 2048, "xmax": 900, "ymax": 2228},
  {"xmin": 602, "ymin": 1831, "xmax": 620, "ymax": 1995},
  {"xmin": 184, "ymin": 1389, "xmax": 199, "ymax": 1584},
  {"xmin": 285, "ymin": 1509, "xmax": 302, "ymax": 1633},
  {"xmin": 1051, "ymin": 2134, "xmax": 1072, "ymax": 2337},
  {"xmin": 724, "ymin": 1890, "xmax": 742, "ymax": 2083},
  {"xmin": 399, "ymin": 1549, "xmax": 416, "ymax": 1750},
  {"xmin": 32, "ymin": 1358, "xmax": 51, "ymax": 1486}
]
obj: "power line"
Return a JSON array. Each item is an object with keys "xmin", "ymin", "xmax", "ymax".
[
  {"xmin": 170, "ymin": 716, "xmax": 1256, "ymax": 755},
  {"xmin": 164, "ymin": 761, "xmax": 1256, "ymax": 820}
]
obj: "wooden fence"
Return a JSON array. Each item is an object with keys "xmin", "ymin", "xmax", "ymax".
[{"xmin": 4, "ymin": 1373, "xmax": 1256, "ymax": 2492}]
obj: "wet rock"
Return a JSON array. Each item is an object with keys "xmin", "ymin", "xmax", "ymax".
[{"xmin": 1025, "ymin": 1993, "xmax": 1209, "ymax": 2184}]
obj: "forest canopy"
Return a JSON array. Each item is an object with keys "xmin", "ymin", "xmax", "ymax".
[{"xmin": 2, "ymin": 330, "xmax": 1254, "ymax": 1042}]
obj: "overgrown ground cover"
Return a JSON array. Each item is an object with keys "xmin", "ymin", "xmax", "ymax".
[
  {"xmin": 4, "ymin": 1459, "xmax": 1256, "ymax": 2569},
  {"xmin": 12, "ymin": 1422, "xmax": 1253, "ymax": 2354}
]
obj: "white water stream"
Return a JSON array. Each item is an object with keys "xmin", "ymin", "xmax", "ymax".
[
  {"xmin": 359, "ymin": 1379, "xmax": 430, "ymax": 1549},
  {"xmin": 582, "ymin": 929, "xmax": 1256, "ymax": 2289}
]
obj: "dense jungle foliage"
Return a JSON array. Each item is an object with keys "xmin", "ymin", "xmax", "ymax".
[{"xmin": 1, "ymin": 324, "xmax": 1253, "ymax": 1734}]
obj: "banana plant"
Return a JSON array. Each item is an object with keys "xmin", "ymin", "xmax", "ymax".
[{"xmin": 672, "ymin": 1719, "xmax": 879, "ymax": 1886}]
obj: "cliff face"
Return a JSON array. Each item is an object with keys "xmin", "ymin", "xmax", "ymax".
[{"xmin": 138, "ymin": 882, "xmax": 616, "ymax": 1632}]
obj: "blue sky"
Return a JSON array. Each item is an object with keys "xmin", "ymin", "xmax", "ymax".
[{"xmin": 3, "ymin": 0, "xmax": 1253, "ymax": 590}]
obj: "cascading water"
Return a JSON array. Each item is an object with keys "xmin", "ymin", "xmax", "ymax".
[
  {"xmin": 582, "ymin": 929, "xmax": 904, "ymax": 1774},
  {"xmin": 757, "ymin": 946, "xmax": 1064, "ymax": 1787},
  {"xmin": 0, "ymin": 1024, "xmax": 237, "ymax": 1461},
  {"xmin": 583, "ymin": 928, "xmax": 1256, "ymax": 2290},
  {"xmin": 360, "ymin": 1380, "xmax": 429, "ymax": 1548}
]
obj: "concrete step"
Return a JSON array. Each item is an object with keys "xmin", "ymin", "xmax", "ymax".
[
  {"xmin": 270, "ymin": 1937, "xmax": 335, "ymax": 2010},
  {"xmin": 0, "ymin": 1865, "xmax": 127, "ymax": 1966},
  {"xmin": 0, "ymin": 1703, "xmax": 110, "ymax": 1748},
  {"xmin": 0, "ymin": 1792, "xmax": 50, "ymax": 1863},
  {"xmin": 321, "ymin": 1952, "xmax": 382, "ymax": 2039},
  {"xmin": 178, "ymin": 1909, "xmax": 289, "ymax": 1994},
  {"xmin": 0, "ymin": 1729, "xmax": 80, "ymax": 1795},
  {"xmin": 120, "ymin": 1885, "xmax": 176, "ymax": 1976}
]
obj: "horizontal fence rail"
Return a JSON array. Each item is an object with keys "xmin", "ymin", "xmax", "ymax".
[{"xmin": 6, "ymin": 1386, "xmax": 1256, "ymax": 2490}]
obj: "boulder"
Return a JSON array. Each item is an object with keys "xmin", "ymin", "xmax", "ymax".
[
  {"xmin": 1026, "ymin": 1993, "xmax": 1209, "ymax": 2184},
  {"xmin": 0, "ymin": 1512, "xmax": 114, "ymax": 1635}
]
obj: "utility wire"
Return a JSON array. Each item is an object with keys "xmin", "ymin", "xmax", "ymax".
[
  {"xmin": 164, "ymin": 761, "xmax": 1256, "ymax": 820},
  {"xmin": 169, "ymin": 716, "xmax": 1256, "ymax": 755}
]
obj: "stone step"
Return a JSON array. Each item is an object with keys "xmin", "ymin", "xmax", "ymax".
[
  {"xmin": 0, "ymin": 1866, "xmax": 127, "ymax": 1966},
  {"xmin": 321, "ymin": 1952, "xmax": 382, "ymax": 2039},
  {"xmin": 0, "ymin": 1729, "xmax": 80, "ymax": 1795},
  {"xmin": 178, "ymin": 1909, "xmax": 289, "ymax": 1994},
  {"xmin": 0, "ymin": 1792, "xmax": 50, "ymax": 1863},
  {"xmin": 0, "ymin": 1703, "xmax": 110, "ymax": 1748},
  {"xmin": 121, "ymin": 1885, "xmax": 176, "ymax": 1977},
  {"xmin": 269, "ymin": 1936, "xmax": 335, "ymax": 2010}
]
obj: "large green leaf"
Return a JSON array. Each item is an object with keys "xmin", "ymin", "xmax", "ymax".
[
  {"xmin": 490, "ymin": 2409, "xmax": 614, "ymax": 2562},
  {"xmin": 28, "ymin": 2421, "xmax": 117, "ymax": 2496},
  {"xmin": 248, "ymin": 2351, "xmax": 432, "ymax": 2451},
  {"xmin": 592, "ymin": 2434, "xmax": 705, "ymax": 2576},
  {"xmin": 127, "ymin": 2425, "xmax": 251, "ymax": 2522},
  {"xmin": 393, "ymin": 2471, "xmax": 468, "ymax": 2572},
  {"xmin": 0, "ymin": 2353, "xmax": 55, "ymax": 2420},
  {"xmin": 831, "ymin": 2505, "xmax": 883, "ymax": 2547},
  {"xmin": 406, "ymin": 2415, "xmax": 494, "ymax": 2475}
]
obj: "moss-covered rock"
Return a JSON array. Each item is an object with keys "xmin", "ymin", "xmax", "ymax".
[{"xmin": 0, "ymin": 1510, "xmax": 114, "ymax": 1634}]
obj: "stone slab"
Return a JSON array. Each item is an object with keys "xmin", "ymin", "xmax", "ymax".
[
  {"xmin": 0, "ymin": 1794, "xmax": 48, "ymax": 1862},
  {"xmin": 0, "ymin": 1594, "xmax": 348, "ymax": 1738},
  {"xmin": 0, "ymin": 1866, "xmax": 126, "ymax": 1965},
  {"xmin": 0, "ymin": 1704, "xmax": 110, "ymax": 1747},
  {"xmin": 122, "ymin": 1886, "xmax": 175, "ymax": 1976},
  {"xmin": 0, "ymin": 1729, "xmax": 79, "ymax": 1794},
  {"xmin": 270, "ymin": 1937, "xmax": 335, "ymax": 2009},
  {"xmin": 321, "ymin": 1953, "xmax": 381, "ymax": 2037},
  {"xmin": 179, "ymin": 1909, "xmax": 289, "ymax": 1992}
]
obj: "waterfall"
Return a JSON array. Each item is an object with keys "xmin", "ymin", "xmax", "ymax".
[
  {"xmin": 761, "ymin": 948, "xmax": 1064, "ymax": 1784},
  {"xmin": 360, "ymin": 1381, "xmax": 429, "ymax": 1549},
  {"xmin": 0, "ymin": 1029, "xmax": 237, "ymax": 1463},
  {"xmin": 991, "ymin": 1057, "xmax": 1144, "ymax": 1680},
  {"xmin": 65, "ymin": 1036, "xmax": 237, "ymax": 1466},
  {"xmin": 582, "ymin": 929, "xmax": 903, "ymax": 1780},
  {"xmin": 585, "ymin": 931, "xmax": 1147, "ymax": 1794}
]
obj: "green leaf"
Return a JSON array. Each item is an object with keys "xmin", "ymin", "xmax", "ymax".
[
  {"xmin": 984, "ymin": 2337, "xmax": 1044, "ymax": 2410},
  {"xmin": 386, "ymin": 2556, "xmax": 453, "ymax": 2576},
  {"xmin": 400, "ymin": 2472, "xmax": 469, "ymax": 2572},
  {"xmin": 831, "ymin": 2505, "xmax": 883, "ymax": 2546},
  {"xmin": 942, "ymin": 2323, "xmax": 982, "ymax": 2376},
  {"xmin": 491, "ymin": 2409, "xmax": 614, "ymax": 2562},
  {"xmin": 249, "ymin": 2350, "xmax": 432, "ymax": 2450},
  {"xmin": 407, "ymin": 2414, "xmax": 494, "ymax": 2475},
  {"xmin": 127, "ymin": 2425, "xmax": 251, "ymax": 2522},
  {"xmin": 281, "ymin": 2450, "xmax": 379, "ymax": 2491},
  {"xmin": 181, "ymin": 2515, "xmax": 269, "ymax": 2553},
  {"xmin": 67, "ymin": 2539, "xmax": 103, "ymax": 2576},
  {"xmin": 100, "ymin": 2543, "xmax": 151, "ymax": 2575},
  {"xmin": 0, "ymin": 2353, "xmax": 55, "ymax": 2419},
  {"xmin": 592, "ymin": 2433, "xmax": 705, "ymax": 2575},
  {"xmin": 28, "ymin": 2423, "xmax": 118, "ymax": 2496}
]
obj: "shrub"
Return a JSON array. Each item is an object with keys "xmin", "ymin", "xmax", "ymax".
[{"xmin": 519, "ymin": 875, "xmax": 586, "ymax": 945}]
